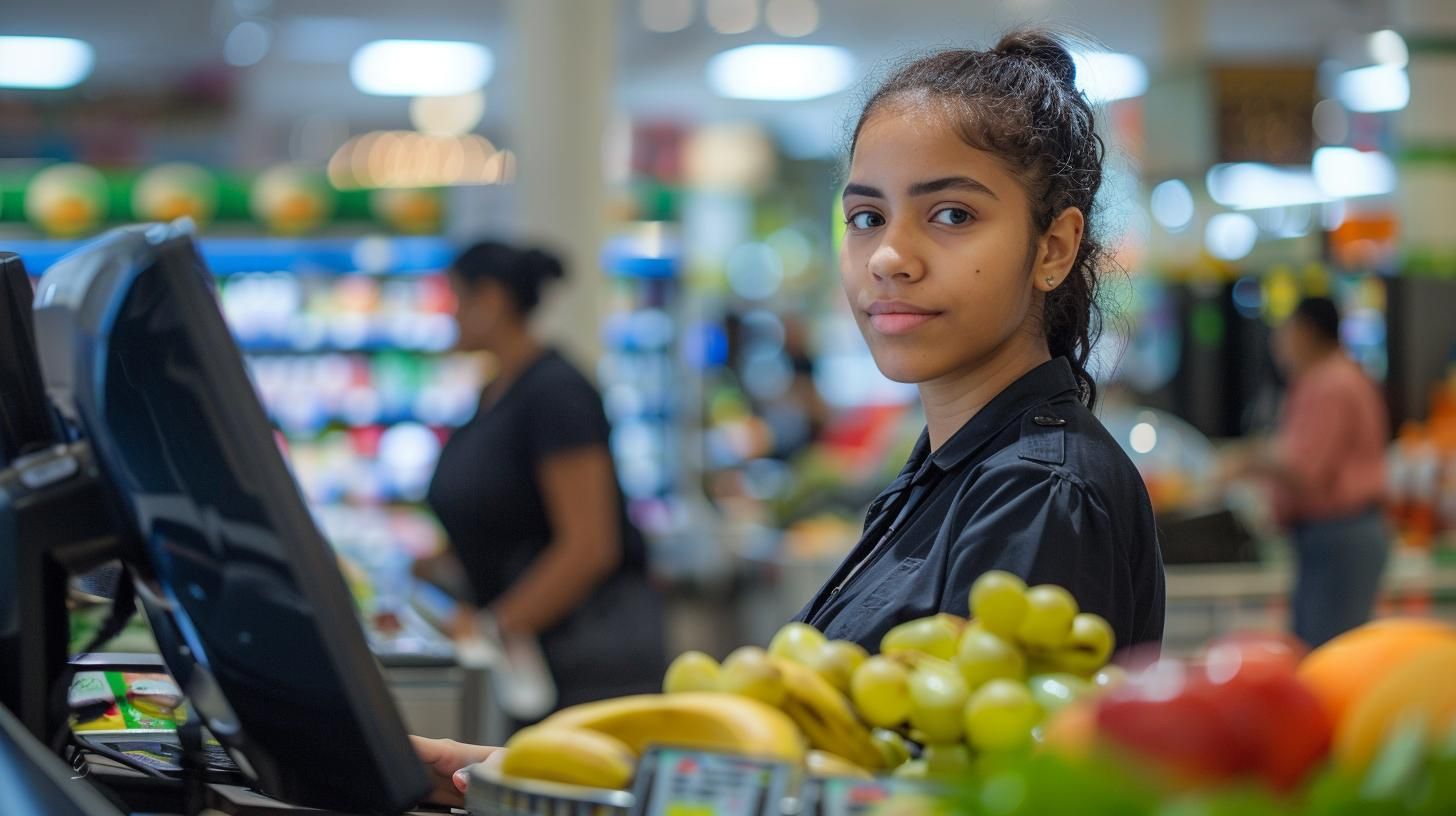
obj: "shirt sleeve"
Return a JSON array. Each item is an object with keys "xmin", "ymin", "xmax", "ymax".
[
  {"xmin": 522, "ymin": 364, "xmax": 611, "ymax": 463},
  {"xmin": 939, "ymin": 463, "xmax": 1145, "ymax": 650}
]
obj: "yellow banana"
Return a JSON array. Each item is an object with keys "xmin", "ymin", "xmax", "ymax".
[
  {"xmin": 805, "ymin": 749, "xmax": 873, "ymax": 780},
  {"xmin": 541, "ymin": 692, "xmax": 806, "ymax": 764},
  {"xmin": 769, "ymin": 656, "xmax": 884, "ymax": 770},
  {"xmin": 501, "ymin": 726, "xmax": 637, "ymax": 790}
]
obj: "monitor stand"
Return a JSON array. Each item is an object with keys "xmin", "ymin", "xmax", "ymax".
[{"xmin": 0, "ymin": 441, "xmax": 140, "ymax": 744}]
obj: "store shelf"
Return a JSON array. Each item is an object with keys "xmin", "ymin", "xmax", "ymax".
[{"xmin": 4, "ymin": 235, "xmax": 455, "ymax": 277}]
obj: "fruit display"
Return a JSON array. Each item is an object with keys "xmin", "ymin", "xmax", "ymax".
[
  {"xmin": 490, "ymin": 571, "xmax": 1122, "ymax": 792},
  {"xmin": 482, "ymin": 573, "xmax": 1456, "ymax": 815}
]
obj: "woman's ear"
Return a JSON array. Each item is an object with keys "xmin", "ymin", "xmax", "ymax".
[{"xmin": 1033, "ymin": 207, "xmax": 1085, "ymax": 293}]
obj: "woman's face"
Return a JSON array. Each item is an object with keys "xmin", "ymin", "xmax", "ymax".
[
  {"xmin": 449, "ymin": 272, "xmax": 508, "ymax": 352},
  {"xmin": 1274, "ymin": 317, "xmax": 1324, "ymax": 377},
  {"xmin": 840, "ymin": 105, "xmax": 1049, "ymax": 386}
]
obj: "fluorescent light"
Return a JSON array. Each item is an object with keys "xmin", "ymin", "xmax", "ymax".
[
  {"xmin": 1071, "ymin": 51, "xmax": 1148, "ymax": 103},
  {"xmin": 0, "ymin": 36, "xmax": 94, "ymax": 89},
  {"xmin": 350, "ymin": 40, "xmax": 492, "ymax": 97},
  {"xmin": 1205, "ymin": 213, "xmax": 1259, "ymax": 261},
  {"xmin": 707, "ymin": 44, "xmax": 855, "ymax": 101},
  {"xmin": 1313, "ymin": 147, "xmax": 1396, "ymax": 198},
  {"xmin": 1150, "ymin": 179, "xmax": 1194, "ymax": 232},
  {"xmin": 1369, "ymin": 30, "xmax": 1408, "ymax": 68},
  {"xmin": 1206, "ymin": 163, "xmax": 1330, "ymax": 210},
  {"xmin": 1336, "ymin": 65, "xmax": 1409, "ymax": 113}
]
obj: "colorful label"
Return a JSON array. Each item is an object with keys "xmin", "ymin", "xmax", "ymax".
[{"xmin": 71, "ymin": 670, "xmax": 185, "ymax": 732}]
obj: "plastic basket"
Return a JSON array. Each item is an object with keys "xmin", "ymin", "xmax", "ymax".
[{"xmin": 466, "ymin": 763, "xmax": 635, "ymax": 816}]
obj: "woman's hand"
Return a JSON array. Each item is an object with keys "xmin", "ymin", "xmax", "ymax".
[
  {"xmin": 410, "ymin": 735, "xmax": 501, "ymax": 807},
  {"xmin": 447, "ymin": 604, "xmax": 482, "ymax": 641}
]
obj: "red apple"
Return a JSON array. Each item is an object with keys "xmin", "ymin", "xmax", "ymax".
[
  {"xmin": 1094, "ymin": 660, "xmax": 1250, "ymax": 785},
  {"xmin": 1202, "ymin": 647, "xmax": 1331, "ymax": 793}
]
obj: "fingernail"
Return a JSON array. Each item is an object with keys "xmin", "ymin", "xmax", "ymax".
[{"xmin": 453, "ymin": 769, "xmax": 469, "ymax": 792}]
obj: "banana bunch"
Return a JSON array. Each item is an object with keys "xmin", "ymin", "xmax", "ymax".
[
  {"xmin": 498, "ymin": 692, "xmax": 806, "ymax": 790},
  {"xmin": 501, "ymin": 727, "xmax": 636, "ymax": 789},
  {"xmin": 663, "ymin": 626, "xmax": 885, "ymax": 775},
  {"xmin": 541, "ymin": 692, "xmax": 806, "ymax": 762},
  {"xmin": 770, "ymin": 656, "xmax": 884, "ymax": 770}
]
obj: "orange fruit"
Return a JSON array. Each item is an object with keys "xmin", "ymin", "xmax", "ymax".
[
  {"xmin": 1334, "ymin": 641, "xmax": 1456, "ymax": 770},
  {"xmin": 1296, "ymin": 617, "xmax": 1456, "ymax": 728}
]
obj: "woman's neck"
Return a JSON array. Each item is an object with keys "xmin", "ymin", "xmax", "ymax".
[
  {"xmin": 1295, "ymin": 343, "xmax": 1341, "ymax": 378},
  {"xmin": 489, "ymin": 327, "xmax": 545, "ymax": 384},
  {"xmin": 917, "ymin": 336, "xmax": 1051, "ymax": 452}
]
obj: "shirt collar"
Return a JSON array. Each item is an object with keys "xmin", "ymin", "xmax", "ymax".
[
  {"xmin": 869, "ymin": 357, "xmax": 1082, "ymax": 509},
  {"xmin": 925, "ymin": 357, "xmax": 1081, "ymax": 473}
]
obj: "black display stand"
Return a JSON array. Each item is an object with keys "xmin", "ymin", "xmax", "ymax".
[{"xmin": 0, "ymin": 440, "xmax": 138, "ymax": 744}]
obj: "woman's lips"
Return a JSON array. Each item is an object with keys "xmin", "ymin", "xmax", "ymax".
[
  {"xmin": 866, "ymin": 301, "xmax": 941, "ymax": 335},
  {"xmin": 869, "ymin": 312, "xmax": 939, "ymax": 334}
]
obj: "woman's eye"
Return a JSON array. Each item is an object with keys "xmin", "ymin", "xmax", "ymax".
[
  {"xmin": 848, "ymin": 211, "xmax": 884, "ymax": 230},
  {"xmin": 932, "ymin": 208, "xmax": 973, "ymax": 226}
]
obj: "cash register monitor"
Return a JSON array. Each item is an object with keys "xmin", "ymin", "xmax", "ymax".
[
  {"xmin": 0, "ymin": 253, "xmax": 60, "ymax": 465},
  {"xmin": 32, "ymin": 224, "xmax": 430, "ymax": 813}
]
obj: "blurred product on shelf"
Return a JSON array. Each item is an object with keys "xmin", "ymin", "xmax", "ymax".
[
  {"xmin": 248, "ymin": 354, "xmax": 482, "ymax": 433},
  {"xmin": 1388, "ymin": 365, "xmax": 1456, "ymax": 551},
  {"xmin": 220, "ymin": 271, "xmax": 459, "ymax": 353},
  {"xmin": 202, "ymin": 240, "xmax": 474, "ymax": 598},
  {"xmin": 600, "ymin": 227, "xmax": 684, "ymax": 543}
]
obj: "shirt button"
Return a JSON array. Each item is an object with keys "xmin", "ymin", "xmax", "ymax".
[{"xmin": 1032, "ymin": 415, "xmax": 1067, "ymax": 427}]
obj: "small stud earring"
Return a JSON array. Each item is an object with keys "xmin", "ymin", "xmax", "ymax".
[{"xmin": 1045, "ymin": 276, "xmax": 1055, "ymax": 286}]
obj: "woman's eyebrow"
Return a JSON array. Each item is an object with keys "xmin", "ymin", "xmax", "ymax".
[
  {"xmin": 842, "ymin": 182, "xmax": 883, "ymax": 199},
  {"xmin": 842, "ymin": 177, "xmax": 999, "ymax": 201},
  {"xmin": 908, "ymin": 176, "xmax": 998, "ymax": 199}
]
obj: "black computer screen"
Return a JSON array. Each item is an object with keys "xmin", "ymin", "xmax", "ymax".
[
  {"xmin": 0, "ymin": 253, "xmax": 59, "ymax": 466},
  {"xmin": 32, "ymin": 224, "xmax": 429, "ymax": 813}
]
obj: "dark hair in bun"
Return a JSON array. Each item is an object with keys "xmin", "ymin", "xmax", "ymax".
[
  {"xmin": 994, "ymin": 30, "xmax": 1078, "ymax": 86},
  {"xmin": 848, "ymin": 29, "xmax": 1109, "ymax": 408},
  {"xmin": 451, "ymin": 240, "xmax": 566, "ymax": 315}
]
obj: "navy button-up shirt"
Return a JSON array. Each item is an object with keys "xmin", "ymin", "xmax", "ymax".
[{"xmin": 794, "ymin": 358, "xmax": 1166, "ymax": 653}]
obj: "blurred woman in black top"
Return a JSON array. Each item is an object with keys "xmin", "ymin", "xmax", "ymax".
[{"xmin": 425, "ymin": 241, "xmax": 664, "ymax": 716}]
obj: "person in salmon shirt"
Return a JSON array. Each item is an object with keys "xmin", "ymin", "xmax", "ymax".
[{"xmin": 1233, "ymin": 296, "xmax": 1390, "ymax": 647}]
